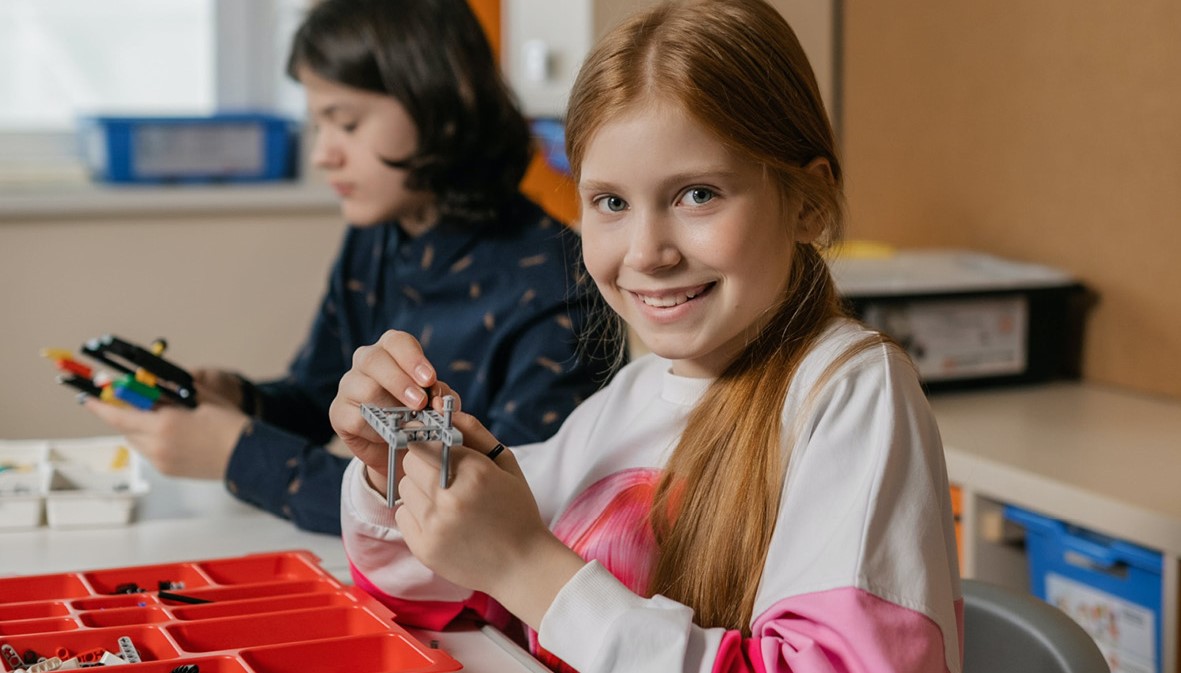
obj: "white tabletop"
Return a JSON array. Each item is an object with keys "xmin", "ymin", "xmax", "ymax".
[
  {"xmin": 931, "ymin": 381, "xmax": 1181, "ymax": 554},
  {"xmin": 1, "ymin": 466, "xmax": 348, "ymax": 578}
]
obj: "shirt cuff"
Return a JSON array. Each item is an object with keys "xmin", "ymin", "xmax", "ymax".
[
  {"xmin": 538, "ymin": 560, "xmax": 645, "ymax": 665},
  {"xmin": 344, "ymin": 458, "xmax": 399, "ymax": 530},
  {"xmin": 224, "ymin": 420, "xmax": 301, "ymax": 516}
]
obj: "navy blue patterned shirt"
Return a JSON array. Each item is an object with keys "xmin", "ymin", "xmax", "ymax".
[{"xmin": 224, "ymin": 195, "xmax": 610, "ymax": 533}]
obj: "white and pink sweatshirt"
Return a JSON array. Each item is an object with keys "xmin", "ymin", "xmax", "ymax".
[{"xmin": 343, "ymin": 319, "xmax": 964, "ymax": 673}]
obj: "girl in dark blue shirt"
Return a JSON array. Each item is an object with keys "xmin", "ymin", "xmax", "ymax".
[{"xmin": 86, "ymin": 0, "xmax": 611, "ymax": 534}]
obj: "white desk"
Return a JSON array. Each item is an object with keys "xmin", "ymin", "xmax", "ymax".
[
  {"xmin": 0, "ymin": 467, "xmax": 348, "ymax": 579},
  {"xmin": 932, "ymin": 382, "xmax": 1181, "ymax": 673},
  {"xmin": 1, "ymin": 465, "xmax": 549, "ymax": 673}
]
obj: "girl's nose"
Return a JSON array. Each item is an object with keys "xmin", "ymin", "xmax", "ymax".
[
  {"xmin": 624, "ymin": 211, "xmax": 681, "ymax": 272},
  {"xmin": 310, "ymin": 132, "xmax": 343, "ymax": 169}
]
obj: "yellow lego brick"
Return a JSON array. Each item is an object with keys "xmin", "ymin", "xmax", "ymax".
[{"xmin": 40, "ymin": 347, "xmax": 74, "ymax": 361}]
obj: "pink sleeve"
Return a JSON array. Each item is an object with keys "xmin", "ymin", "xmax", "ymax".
[{"xmin": 713, "ymin": 588, "xmax": 964, "ymax": 673}]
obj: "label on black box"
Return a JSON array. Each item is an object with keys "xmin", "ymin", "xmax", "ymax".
[{"xmin": 862, "ymin": 296, "xmax": 1027, "ymax": 381}]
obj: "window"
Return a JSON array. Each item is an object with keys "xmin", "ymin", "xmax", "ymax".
[{"xmin": 0, "ymin": 0, "xmax": 308, "ymax": 183}]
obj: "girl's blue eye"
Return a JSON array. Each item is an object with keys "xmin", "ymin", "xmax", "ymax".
[
  {"xmin": 682, "ymin": 187, "xmax": 715, "ymax": 206},
  {"xmin": 597, "ymin": 195, "xmax": 627, "ymax": 213}
]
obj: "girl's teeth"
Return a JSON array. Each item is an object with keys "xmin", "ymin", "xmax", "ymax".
[{"xmin": 641, "ymin": 290, "xmax": 698, "ymax": 307}]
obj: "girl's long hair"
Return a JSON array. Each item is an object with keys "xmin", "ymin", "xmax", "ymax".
[{"xmin": 566, "ymin": 0, "xmax": 865, "ymax": 632}]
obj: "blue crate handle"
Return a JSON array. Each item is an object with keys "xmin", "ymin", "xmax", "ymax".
[
  {"xmin": 1004, "ymin": 504, "xmax": 1161, "ymax": 573},
  {"xmin": 1060, "ymin": 532, "xmax": 1121, "ymax": 569}
]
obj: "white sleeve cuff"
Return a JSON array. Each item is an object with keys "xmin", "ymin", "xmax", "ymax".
[
  {"xmin": 343, "ymin": 457, "xmax": 399, "ymax": 532},
  {"xmin": 538, "ymin": 561, "xmax": 715, "ymax": 673},
  {"xmin": 538, "ymin": 561, "xmax": 647, "ymax": 664}
]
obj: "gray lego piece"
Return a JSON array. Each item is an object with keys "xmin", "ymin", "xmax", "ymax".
[
  {"xmin": 118, "ymin": 635, "xmax": 142, "ymax": 663},
  {"xmin": 360, "ymin": 395, "xmax": 463, "ymax": 508}
]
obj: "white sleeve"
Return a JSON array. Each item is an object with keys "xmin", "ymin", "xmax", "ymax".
[
  {"xmin": 535, "ymin": 343, "xmax": 961, "ymax": 673},
  {"xmin": 340, "ymin": 458, "xmax": 475, "ymax": 605},
  {"xmin": 540, "ymin": 561, "xmax": 727, "ymax": 672}
]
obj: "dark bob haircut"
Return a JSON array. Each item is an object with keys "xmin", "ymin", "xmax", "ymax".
[{"xmin": 287, "ymin": 0, "xmax": 532, "ymax": 222}]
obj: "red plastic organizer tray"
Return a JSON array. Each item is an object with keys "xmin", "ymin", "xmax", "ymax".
[{"xmin": 0, "ymin": 550, "xmax": 460, "ymax": 672}]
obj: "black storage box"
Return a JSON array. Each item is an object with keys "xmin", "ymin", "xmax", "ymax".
[{"xmin": 829, "ymin": 249, "xmax": 1095, "ymax": 392}]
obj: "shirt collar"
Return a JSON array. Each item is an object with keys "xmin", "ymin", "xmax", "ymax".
[
  {"xmin": 386, "ymin": 212, "xmax": 490, "ymax": 277},
  {"xmin": 660, "ymin": 360, "xmax": 714, "ymax": 406}
]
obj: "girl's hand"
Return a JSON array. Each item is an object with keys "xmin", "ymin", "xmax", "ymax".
[
  {"xmin": 396, "ymin": 412, "xmax": 586, "ymax": 630},
  {"xmin": 329, "ymin": 330, "xmax": 459, "ymax": 492},
  {"xmin": 190, "ymin": 368, "xmax": 246, "ymax": 410},
  {"xmin": 83, "ymin": 396, "xmax": 249, "ymax": 479}
]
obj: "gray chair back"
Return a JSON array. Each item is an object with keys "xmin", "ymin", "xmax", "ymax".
[{"xmin": 963, "ymin": 579, "xmax": 1110, "ymax": 673}]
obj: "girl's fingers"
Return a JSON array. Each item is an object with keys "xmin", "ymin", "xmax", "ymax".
[
  {"xmin": 401, "ymin": 442, "xmax": 443, "ymax": 485},
  {"xmin": 351, "ymin": 342, "xmax": 430, "ymax": 410},
  {"xmin": 485, "ymin": 440, "xmax": 525, "ymax": 480},
  {"xmin": 329, "ymin": 392, "xmax": 382, "ymax": 445},
  {"xmin": 395, "ymin": 465, "xmax": 430, "ymax": 527},
  {"xmin": 448, "ymin": 411, "xmax": 497, "ymax": 450},
  {"xmin": 190, "ymin": 369, "xmax": 243, "ymax": 403},
  {"xmin": 372, "ymin": 330, "xmax": 437, "ymax": 407},
  {"xmin": 333, "ymin": 348, "xmax": 414, "ymax": 454},
  {"xmin": 401, "ymin": 442, "xmax": 510, "ymax": 501},
  {"xmin": 426, "ymin": 382, "xmax": 461, "ymax": 413},
  {"xmin": 393, "ymin": 503, "xmax": 421, "ymax": 542},
  {"xmin": 82, "ymin": 397, "xmax": 151, "ymax": 433},
  {"xmin": 394, "ymin": 488, "xmax": 423, "ymax": 542},
  {"xmin": 375, "ymin": 330, "xmax": 435, "ymax": 384},
  {"xmin": 338, "ymin": 368, "xmax": 402, "ymax": 411}
]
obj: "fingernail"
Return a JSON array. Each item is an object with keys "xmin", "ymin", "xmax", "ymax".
[
  {"xmin": 414, "ymin": 364, "xmax": 434, "ymax": 385},
  {"xmin": 403, "ymin": 387, "xmax": 425, "ymax": 406}
]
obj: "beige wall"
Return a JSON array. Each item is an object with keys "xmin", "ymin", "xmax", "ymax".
[
  {"xmin": 1, "ymin": 207, "xmax": 342, "ymax": 438},
  {"xmin": 843, "ymin": 2, "xmax": 1181, "ymax": 400}
]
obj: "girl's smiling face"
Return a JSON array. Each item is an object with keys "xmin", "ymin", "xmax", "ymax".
[{"xmin": 579, "ymin": 101, "xmax": 816, "ymax": 378}]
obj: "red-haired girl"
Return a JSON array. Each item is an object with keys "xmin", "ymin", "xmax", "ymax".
[{"xmin": 331, "ymin": 0, "xmax": 962, "ymax": 670}]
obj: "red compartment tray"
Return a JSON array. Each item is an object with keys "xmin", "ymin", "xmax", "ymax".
[{"xmin": 0, "ymin": 550, "xmax": 460, "ymax": 672}]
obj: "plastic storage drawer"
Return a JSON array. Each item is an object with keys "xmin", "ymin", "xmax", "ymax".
[
  {"xmin": 79, "ymin": 114, "xmax": 298, "ymax": 184},
  {"xmin": 1005, "ymin": 504, "xmax": 1161, "ymax": 673}
]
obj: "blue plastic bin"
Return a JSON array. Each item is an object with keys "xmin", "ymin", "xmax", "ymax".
[
  {"xmin": 1005, "ymin": 504, "xmax": 1161, "ymax": 673},
  {"xmin": 79, "ymin": 113, "xmax": 298, "ymax": 184}
]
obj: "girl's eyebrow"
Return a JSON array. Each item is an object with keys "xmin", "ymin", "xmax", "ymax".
[
  {"xmin": 658, "ymin": 167, "xmax": 739, "ymax": 185},
  {"xmin": 578, "ymin": 179, "xmax": 618, "ymax": 193},
  {"xmin": 579, "ymin": 168, "xmax": 739, "ymax": 194},
  {"xmin": 313, "ymin": 104, "xmax": 356, "ymax": 121}
]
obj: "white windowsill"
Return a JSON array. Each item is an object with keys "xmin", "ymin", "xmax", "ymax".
[{"xmin": 0, "ymin": 179, "xmax": 339, "ymax": 221}]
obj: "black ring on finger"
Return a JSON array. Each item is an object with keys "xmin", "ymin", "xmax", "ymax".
[{"xmin": 486, "ymin": 443, "xmax": 506, "ymax": 461}]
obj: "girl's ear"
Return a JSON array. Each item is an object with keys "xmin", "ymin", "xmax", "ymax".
[{"xmin": 792, "ymin": 157, "xmax": 835, "ymax": 244}]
